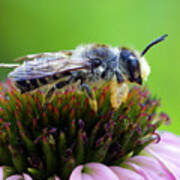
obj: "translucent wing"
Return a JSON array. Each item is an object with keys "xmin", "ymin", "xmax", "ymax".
[
  {"xmin": 9, "ymin": 51, "xmax": 89, "ymax": 81},
  {"xmin": 7, "ymin": 51, "xmax": 91, "ymax": 93},
  {"xmin": 14, "ymin": 50, "xmax": 73, "ymax": 62}
]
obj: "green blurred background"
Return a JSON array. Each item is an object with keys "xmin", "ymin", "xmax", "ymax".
[{"xmin": 0, "ymin": 0, "xmax": 179, "ymax": 134}]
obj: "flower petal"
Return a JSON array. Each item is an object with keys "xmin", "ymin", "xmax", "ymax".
[
  {"xmin": 126, "ymin": 155, "xmax": 176, "ymax": 180},
  {"xmin": 160, "ymin": 132, "xmax": 180, "ymax": 146},
  {"xmin": 146, "ymin": 149, "xmax": 180, "ymax": 179},
  {"xmin": 110, "ymin": 166, "xmax": 144, "ymax": 180},
  {"xmin": 69, "ymin": 163, "xmax": 119, "ymax": 180},
  {"xmin": 69, "ymin": 165, "xmax": 84, "ymax": 180},
  {"xmin": 23, "ymin": 173, "xmax": 33, "ymax": 180},
  {"xmin": 145, "ymin": 132, "xmax": 180, "ymax": 179},
  {"xmin": 147, "ymin": 132, "xmax": 180, "ymax": 166},
  {"xmin": 54, "ymin": 176, "xmax": 61, "ymax": 180},
  {"xmin": 87, "ymin": 163, "xmax": 119, "ymax": 180},
  {"xmin": 6, "ymin": 175, "xmax": 23, "ymax": 180},
  {"xmin": 6, "ymin": 173, "xmax": 33, "ymax": 180},
  {"xmin": 82, "ymin": 174, "xmax": 94, "ymax": 180},
  {"xmin": 0, "ymin": 167, "xmax": 4, "ymax": 180}
]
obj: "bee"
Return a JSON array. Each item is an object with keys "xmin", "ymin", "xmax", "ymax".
[{"xmin": 0, "ymin": 35, "xmax": 167, "ymax": 111}]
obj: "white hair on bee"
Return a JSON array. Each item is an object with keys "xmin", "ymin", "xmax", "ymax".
[
  {"xmin": 112, "ymin": 47, "xmax": 120, "ymax": 56},
  {"xmin": 135, "ymin": 50, "xmax": 151, "ymax": 81},
  {"xmin": 140, "ymin": 56, "xmax": 151, "ymax": 81},
  {"xmin": 71, "ymin": 45, "xmax": 86, "ymax": 58}
]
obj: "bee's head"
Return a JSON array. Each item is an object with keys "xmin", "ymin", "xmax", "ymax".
[{"xmin": 119, "ymin": 34, "xmax": 168, "ymax": 85}]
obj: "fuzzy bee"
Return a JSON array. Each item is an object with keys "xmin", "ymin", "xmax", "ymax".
[{"xmin": 0, "ymin": 35, "xmax": 167, "ymax": 111}]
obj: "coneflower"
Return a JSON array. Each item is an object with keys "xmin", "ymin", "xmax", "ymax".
[{"xmin": 0, "ymin": 79, "xmax": 179, "ymax": 180}]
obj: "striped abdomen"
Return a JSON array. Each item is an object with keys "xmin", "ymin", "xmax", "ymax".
[{"xmin": 15, "ymin": 72, "xmax": 70, "ymax": 93}]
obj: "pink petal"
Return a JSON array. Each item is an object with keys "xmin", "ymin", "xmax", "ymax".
[
  {"xmin": 110, "ymin": 166, "xmax": 144, "ymax": 180},
  {"xmin": 6, "ymin": 173, "xmax": 33, "ymax": 180},
  {"xmin": 0, "ymin": 167, "xmax": 4, "ymax": 180},
  {"xmin": 151, "ymin": 135, "xmax": 180, "ymax": 157},
  {"xmin": 87, "ymin": 163, "xmax": 119, "ymax": 180},
  {"xmin": 126, "ymin": 155, "xmax": 176, "ymax": 180},
  {"xmin": 160, "ymin": 132, "xmax": 180, "ymax": 146},
  {"xmin": 147, "ymin": 148, "xmax": 180, "ymax": 179},
  {"xmin": 54, "ymin": 176, "xmax": 61, "ymax": 180},
  {"xmin": 82, "ymin": 174, "xmax": 94, "ymax": 180},
  {"xmin": 6, "ymin": 175, "xmax": 23, "ymax": 180},
  {"xmin": 69, "ymin": 165, "xmax": 84, "ymax": 180},
  {"xmin": 144, "ymin": 132, "xmax": 180, "ymax": 179},
  {"xmin": 147, "ymin": 143, "xmax": 180, "ymax": 167},
  {"xmin": 69, "ymin": 163, "xmax": 119, "ymax": 180},
  {"xmin": 23, "ymin": 173, "xmax": 33, "ymax": 180}
]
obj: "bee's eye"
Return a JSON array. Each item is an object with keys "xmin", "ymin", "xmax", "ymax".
[
  {"xmin": 120, "ymin": 49, "xmax": 134, "ymax": 61},
  {"xmin": 89, "ymin": 58, "xmax": 102, "ymax": 74},
  {"xmin": 90, "ymin": 58, "xmax": 102, "ymax": 68},
  {"xmin": 127, "ymin": 59, "xmax": 139, "ymax": 72},
  {"xmin": 120, "ymin": 49, "xmax": 137, "ymax": 66},
  {"xmin": 127, "ymin": 59, "xmax": 142, "ymax": 85},
  {"xmin": 120, "ymin": 49, "xmax": 142, "ymax": 85}
]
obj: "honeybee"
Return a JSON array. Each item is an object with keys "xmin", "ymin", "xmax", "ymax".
[{"xmin": 0, "ymin": 35, "xmax": 167, "ymax": 111}]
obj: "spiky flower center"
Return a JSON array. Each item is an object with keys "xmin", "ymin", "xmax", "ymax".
[{"xmin": 0, "ymin": 80, "xmax": 169, "ymax": 180}]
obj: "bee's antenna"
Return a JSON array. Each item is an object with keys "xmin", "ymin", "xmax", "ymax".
[{"xmin": 141, "ymin": 34, "xmax": 168, "ymax": 56}]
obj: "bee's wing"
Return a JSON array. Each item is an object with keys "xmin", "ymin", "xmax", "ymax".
[
  {"xmin": 14, "ymin": 50, "xmax": 73, "ymax": 62},
  {"xmin": 9, "ymin": 54, "xmax": 90, "ymax": 81}
]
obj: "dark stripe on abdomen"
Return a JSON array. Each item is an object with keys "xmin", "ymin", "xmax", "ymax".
[
  {"xmin": 15, "ymin": 78, "xmax": 50, "ymax": 93},
  {"xmin": 15, "ymin": 80, "xmax": 32, "ymax": 93},
  {"xmin": 15, "ymin": 72, "xmax": 71, "ymax": 93}
]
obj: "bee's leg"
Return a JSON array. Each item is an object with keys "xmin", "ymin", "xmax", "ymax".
[
  {"xmin": 44, "ymin": 78, "xmax": 73, "ymax": 106},
  {"xmin": 110, "ymin": 73, "xmax": 128, "ymax": 110},
  {"xmin": 80, "ymin": 83, "xmax": 98, "ymax": 112},
  {"xmin": 80, "ymin": 83, "xmax": 93, "ymax": 98},
  {"xmin": 114, "ymin": 71, "xmax": 128, "ymax": 102},
  {"xmin": 115, "ymin": 70, "xmax": 125, "ymax": 84},
  {"xmin": 44, "ymin": 86, "xmax": 56, "ymax": 105}
]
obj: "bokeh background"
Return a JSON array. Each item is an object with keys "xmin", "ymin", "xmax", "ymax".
[{"xmin": 0, "ymin": 0, "xmax": 179, "ymax": 134}]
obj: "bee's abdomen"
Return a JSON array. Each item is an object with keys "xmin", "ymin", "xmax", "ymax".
[
  {"xmin": 14, "ymin": 73, "xmax": 67, "ymax": 93},
  {"xmin": 15, "ymin": 78, "xmax": 44, "ymax": 93}
]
